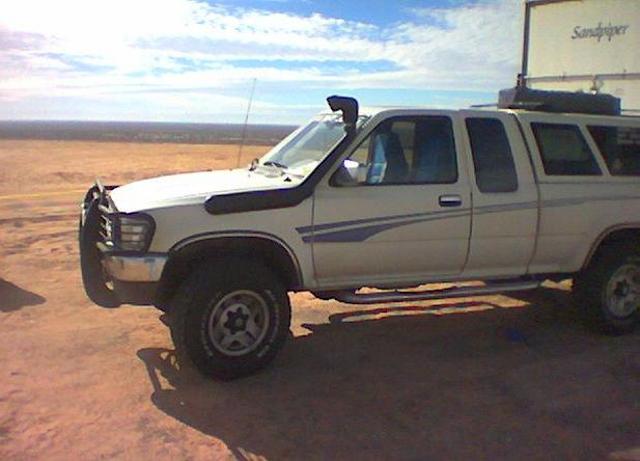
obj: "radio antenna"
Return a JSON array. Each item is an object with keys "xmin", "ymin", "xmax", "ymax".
[{"xmin": 236, "ymin": 78, "xmax": 257, "ymax": 168}]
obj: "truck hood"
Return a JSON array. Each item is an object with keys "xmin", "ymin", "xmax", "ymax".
[{"xmin": 109, "ymin": 169, "xmax": 295, "ymax": 213}]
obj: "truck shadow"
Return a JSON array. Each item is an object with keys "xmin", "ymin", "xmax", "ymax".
[
  {"xmin": 137, "ymin": 286, "xmax": 640, "ymax": 460},
  {"xmin": 0, "ymin": 278, "xmax": 46, "ymax": 312}
]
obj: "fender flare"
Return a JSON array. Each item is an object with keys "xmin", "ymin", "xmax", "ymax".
[
  {"xmin": 582, "ymin": 223, "xmax": 640, "ymax": 270},
  {"xmin": 155, "ymin": 231, "xmax": 304, "ymax": 305}
]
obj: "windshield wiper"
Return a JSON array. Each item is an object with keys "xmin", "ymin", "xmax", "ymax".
[{"xmin": 262, "ymin": 160, "xmax": 288, "ymax": 170}]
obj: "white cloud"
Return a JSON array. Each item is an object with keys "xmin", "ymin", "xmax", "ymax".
[{"xmin": 0, "ymin": 0, "xmax": 523, "ymax": 121}]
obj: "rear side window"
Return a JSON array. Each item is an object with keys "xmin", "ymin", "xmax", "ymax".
[
  {"xmin": 587, "ymin": 125, "xmax": 640, "ymax": 176},
  {"xmin": 531, "ymin": 123, "xmax": 601, "ymax": 176},
  {"xmin": 466, "ymin": 118, "xmax": 518, "ymax": 192}
]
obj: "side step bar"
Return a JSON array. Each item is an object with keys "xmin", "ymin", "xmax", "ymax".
[{"xmin": 322, "ymin": 280, "xmax": 540, "ymax": 305}]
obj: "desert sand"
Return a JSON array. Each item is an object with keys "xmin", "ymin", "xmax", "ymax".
[{"xmin": 1, "ymin": 140, "xmax": 638, "ymax": 460}]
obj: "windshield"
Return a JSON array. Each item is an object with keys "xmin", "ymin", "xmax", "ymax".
[{"xmin": 258, "ymin": 114, "xmax": 355, "ymax": 177}]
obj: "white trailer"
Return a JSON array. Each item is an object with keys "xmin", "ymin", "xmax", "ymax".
[{"xmin": 522, "ymin": 0, "xmax": 640, "ymax": 111}]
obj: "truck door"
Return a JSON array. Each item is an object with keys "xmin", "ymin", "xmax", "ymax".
[
  {"xmin": 460, "ymin": 111, "xmax": 539, "ymax": 277},
  {"xmin": 309, "ymin": 113, "xmax": 472, "ymax": 288}
]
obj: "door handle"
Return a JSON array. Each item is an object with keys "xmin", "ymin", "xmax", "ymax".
[{"xmin": 439, "ymin": 194, "xmax": 462, "ymax": 207}]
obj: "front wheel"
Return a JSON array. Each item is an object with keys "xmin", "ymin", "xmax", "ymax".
[
  {"xmin": 573, "ymin": 245, "xmax": 640, "ymax": 334},
  {"xmin": 168, "ymin": 260, "xmax": 291, "ymax": 380}
]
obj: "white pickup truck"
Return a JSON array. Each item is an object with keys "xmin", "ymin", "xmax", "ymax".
[{"xmin": 79, "ymin": 88, "xmax": 640, "ymax": 379}]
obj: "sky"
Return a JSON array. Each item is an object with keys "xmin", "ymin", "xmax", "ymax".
[{"xmin": 0, "ymin": 0, "xmax": 524, "ymax": 125}]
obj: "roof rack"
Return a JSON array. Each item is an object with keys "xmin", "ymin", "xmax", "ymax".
[
  {"xmin": 498, "ymin": 86, "xmax": 621, "ymax": 116},
  {"xmin": 469, "ymin": 103, "xmax": 498, "ymax": 108}
]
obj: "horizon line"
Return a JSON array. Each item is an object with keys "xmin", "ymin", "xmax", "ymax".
[{"xmin": 0, "ymin": 119, "xmax": 299, "ymax": 127}]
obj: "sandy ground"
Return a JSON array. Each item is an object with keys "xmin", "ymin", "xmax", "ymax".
[{"xmin": 0, "ymin": 139, "xmax": 639, "ymax": 460}]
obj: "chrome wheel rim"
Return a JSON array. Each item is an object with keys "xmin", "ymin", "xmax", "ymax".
[
  {"xmin": 207, "ymin": 290, "xmax": 270, "ymax": 356},
  {"xmin": 605, "ymin": 264, "xmax": 640, "ymax": 318}
]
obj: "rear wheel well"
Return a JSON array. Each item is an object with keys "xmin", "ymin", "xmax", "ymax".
[
  {"xmin": 584, "ymin": 227, "xmax": 640, "ymax": 269},
  {"xmin": 154, "ymin": 237, "xmax": 301, "ymax": 308}
]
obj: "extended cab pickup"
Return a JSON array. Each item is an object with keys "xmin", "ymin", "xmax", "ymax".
[{"xmin": 79, "ymin": 90, "xmax": 640, "ymax": 379}]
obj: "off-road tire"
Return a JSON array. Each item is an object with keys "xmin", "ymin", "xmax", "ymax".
[
  {"xmin": 168, "ymin": 259, "xmax": 291, "ymax": 380},
  {"xmin": 573, "ymin": 244, "xmax": 640, "ymax": 335}
]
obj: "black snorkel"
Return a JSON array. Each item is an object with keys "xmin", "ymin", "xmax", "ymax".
[{"xmin": 327, "ymin": 95, "xmax": 359, "ymax": 133}]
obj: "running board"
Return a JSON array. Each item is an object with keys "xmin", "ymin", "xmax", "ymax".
[{"xmin": 324, "ymin": 280, "xmax": 540, "ymax": 305}]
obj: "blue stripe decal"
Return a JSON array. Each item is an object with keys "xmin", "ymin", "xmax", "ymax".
[
  {"xmin": 304, "ymin": 211, "xmax": 470, "ymax": 243},
  {"xmin": 299, "ymin": 200, "xmax": 543, "ymax": 237},
  {"xmin": 305, "ymin": 208, "xmax": 468, "ymax": 238},
  {"xmin": 475, "ymin": 201, "xmax": 538, "ymax": 215},
  {"xmin": 299, "ymin": 194, "xmax": 640, "ymax": 243},
  {"xmin": 295, "ymin": 209, "xmax": 447, "ymax": 235}
]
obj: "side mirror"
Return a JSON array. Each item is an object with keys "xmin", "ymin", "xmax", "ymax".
[{"xmin": 331, "ymin": 159, "xmax": 367, "ymax": 187}]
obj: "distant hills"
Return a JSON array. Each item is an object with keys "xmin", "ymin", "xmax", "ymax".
[{"xmin": 0, "ymin": 121, "xmax": 297, "ymax": 145}]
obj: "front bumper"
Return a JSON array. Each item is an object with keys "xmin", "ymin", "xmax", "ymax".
[
  {"xmin": 98, "ymin": 243, "xmax": 167, "ymax": 282},
  {"xmin": 79, "ymin": 182, "xmax": 165, "ymax": 307}
]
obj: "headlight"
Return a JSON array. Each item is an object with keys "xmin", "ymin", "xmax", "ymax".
[{"xmin": 114, "ymin": 213, "xmax": 155, "ymax": 252}]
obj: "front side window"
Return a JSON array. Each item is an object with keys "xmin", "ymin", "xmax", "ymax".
[
  {"xmin": 588, "ymin": 125, "xmax": 640, "ymax": 176},
  {"xmin": 466, "ymin": 118, "xmax": 518, "ymax": 193},
  {"xmin": 531, "ymin": 123, "xmax": 601, "ymax": 176},
  {"xmin": 337, "ymin": 116, "xmax": 457, "ymax": 185}
]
